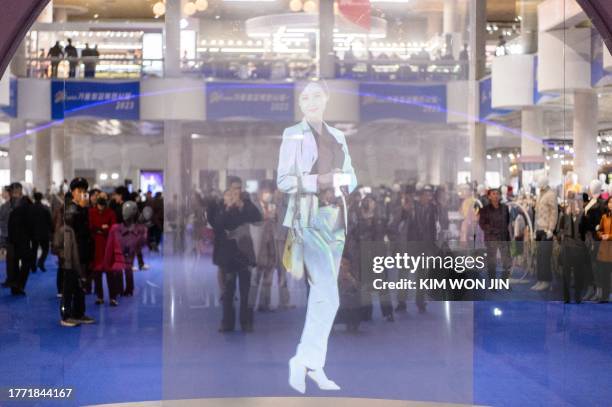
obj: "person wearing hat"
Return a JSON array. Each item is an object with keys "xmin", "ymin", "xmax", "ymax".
[{"xmin": 64, "ymin": 177, "xmax": 95, "ymax": 323}]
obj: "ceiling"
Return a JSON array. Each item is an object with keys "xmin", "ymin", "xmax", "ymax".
[{"xmin": 54, "ymin": 0, "xmax": 519, "ymax": 22}]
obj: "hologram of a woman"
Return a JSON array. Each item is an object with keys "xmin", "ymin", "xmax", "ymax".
[{"xmin": 276, "ymin": 81, "xmax": 357, "ymax": 393}]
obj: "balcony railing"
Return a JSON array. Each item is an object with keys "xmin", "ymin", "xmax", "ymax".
[{"xmin": 24, "ymin": 56, "xmax": 469, "ymax": 82}]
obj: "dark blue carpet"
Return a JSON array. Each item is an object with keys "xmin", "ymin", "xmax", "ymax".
[{"xmin": 0, "ymin": 254, "xmax": 610, "ymax": 406}]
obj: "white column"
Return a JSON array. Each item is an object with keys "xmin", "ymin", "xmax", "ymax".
[
  {"xmin": 429, "ymin": 138, "xmax": 443, "ymax": 185},
  {"xmin": 427, "ymin": 13, "xmax": 442, "ymax": 39},
  {"xmin": 51, "ymin": 126, "xmax": 64, "ymax": 187},
  {"xmin": 9, "ymin": 120, "xmax": 27, "ymax": 183},
  {"xmin": 10, "ymin": 38, "xmax": 27, "ymax": 78},
  {"xmin": 521, "ymin": 109, "xmax": 544, "ymax": 157},
  {"xmin": 165, "ymin": 0, "xmax": 182, "ymax": 77},
  {"xmin": 164, "ymin": 122, "xmax": 183, "ymax": 203},
  {"xmin": 37, "ymin": 0, "xmax": 53, "ymax": 23},
  {"xmin": 54, "ymin": 8, "xmax": 68, "ymax": 23},
  {"xmin": 548, "ymin": 156, "xmax": 562, "ymax": 188},
  {"xmin": 417, "ymin": 135, "xmax": 430, "ymax": 184},
  {"xmin": 63, "ymin": 133, "xmax": 74, "ymax": 181},
  {"xmin": 319, "ymin": 0, "xmax": 335, "ymax": 79},
  {"xmin": 33, "ymin": 128, "xmax": 51, "ymax": 193},
  {"xmin": 518, "ymin": 0, "xmax": 538, "ymax": 54},
  {"xmin": 521, "ymin": 108, "xmax": 545, "ymax": 187},
  {"xmin": 468, "ymin": 0, "xmax": 487, "ymax": 184},
  {"xmin": 573, "ymin": 91, "xmax": 598, "ymax": 185},
  {"xmin": 443, "ymin": 0, "xmax": 456, "ymax": 34}
]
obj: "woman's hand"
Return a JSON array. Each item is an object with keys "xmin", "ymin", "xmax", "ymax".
[
  {"xmin": 602, "ymin": 234, "xmax": 609, "ymax": 241},
  {"xmin": 317, "ymin": 172, "xmax": 334, "ymax": 189}
]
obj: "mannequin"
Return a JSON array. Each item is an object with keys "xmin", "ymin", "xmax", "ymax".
[
  {"xmin": 584, "ymin": 179, "xmax": 602, "ymax": 215},
  {"xmin": 601, "ymin": 174, "xmax": 610, "ymax": 200},
  {"xmin": 501, "ymin": 185, "xmax": 509, "ymax": 203},
  {"xmin": 564, "ymin": 171, "xmax": 581, "ymax": 195},
  {"xmin": 598, "ymin": 173, "xmax": 607, "ymax": 186},
  {"xmin": 531, "ymin": 176, "xmax": 558, "ymax": 291},
  {"xmin": 476, "ymin": 184, "xmax": 488, "ymax": 206},
  {"xmin": 458, "ymin": 184, "xmax": 482, "ymax": 245}
]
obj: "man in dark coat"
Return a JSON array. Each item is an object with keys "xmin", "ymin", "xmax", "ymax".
[
  {"xmin": 0, "ymin": 185, "xmax": 15, "ymax": 288},
  {"xmin": 207, "ymin": 178, "xmax": 262, "ymax": 333},
  {"xmin": 478, "ymin": 188, "xmax": 511, "ymax": 282},
  {"xmin": 7, "ymin": 183, "xmax": 35, "ymax": 295},
  {"xmin": 31, "ymin": 192, "xmax": 53, "ymax": 272},
  {"xmin": 64, "ymin": 38, "xmax": 78, "ymax": 78},
  {"xmin": 66, "ymin": 178, "xmax": 95, "ymax": 308},
  {"xmin": 413, "ymin": 185, "xmax": 446, "ymax": 312}
]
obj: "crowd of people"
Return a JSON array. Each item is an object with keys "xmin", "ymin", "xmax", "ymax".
[
  {"xmin": 0, "ymin": 178, "xmax": 164, "ymax": 327},
  {"xmin": 200, "ymin": 174, "xmax": 610, "ymax": 334},
  {"xmin": 1, "ymin": 172, "xmax": 610, "ymax": 331},
  {"xmin": 40, "ymin": 39, "xmax": 100, "ymax": 78}
]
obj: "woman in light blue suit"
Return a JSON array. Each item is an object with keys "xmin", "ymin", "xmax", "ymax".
[{"xmin": 277, "ymin": 81, "xmax": 357, "ymax": 393}]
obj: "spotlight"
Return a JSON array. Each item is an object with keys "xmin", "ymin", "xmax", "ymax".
[
  {"xmin": 184, "ymin": 2, "xmax": 197, "ymax": 16},
  {"xmin": 195, "ymin": 0, "xmax": 208, "ymax": 11},
  {"xmin": 303, "ymin": 0, "xmax": 317, "ymax": 13},
  {"xmin": 289, "ymin": 0, "xmax": 303, "ymax": 12},
  {"xmin": 153, "ymin": 1, "xmax": 166, "ymax": 16}
]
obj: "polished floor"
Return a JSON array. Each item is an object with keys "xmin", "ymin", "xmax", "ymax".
[{"xmin": 0, "ymin": 252, "xmax": 610, "ymax": 407}]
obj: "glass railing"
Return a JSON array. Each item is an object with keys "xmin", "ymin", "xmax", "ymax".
[
  {"xmin": 23, "ymin": 56, "xmax": 469, "ymax": 82},
  {"xmin": 25, "ymin": 57, "xmax": 164, "ymax": 79}
]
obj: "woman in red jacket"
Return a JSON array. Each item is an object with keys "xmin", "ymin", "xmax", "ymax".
[{"xmin": 89, "ymin": 192, "xmax": 118, "ymax": 305}]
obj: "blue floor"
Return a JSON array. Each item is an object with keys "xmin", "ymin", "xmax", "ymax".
[{"xmin": 0, "ymin": 253, "xmax": 610, "ymax": 406}]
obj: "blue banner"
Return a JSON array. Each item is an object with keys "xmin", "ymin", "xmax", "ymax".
[
  {"xmin": 479, "ymin": 76, "xmax": 511, "ymax": 120},
  {"xmin": 359, "ymin": 83, "xmax": 446, "ymax": 123},
  {"xmin": 206, "ymin": 82, "xmax": 294, "ymax": 121},
  {"xmin": 51, "ymin": 80, "xmax": 140, "ymax": 120},
  {"xmin": 1, "ymin": 77, "xmax": 18, "ymax": 118}
]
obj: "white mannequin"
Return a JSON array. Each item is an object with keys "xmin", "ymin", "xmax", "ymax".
[
  {"xmin": 501, "ymin": 185, "xmax": 509, "ymax": 203},
  {"xmin": 536, "ymin": 175, "xmax": 549, "ymax": 190},
  {"xmin": 476, "ymin": 184, "xmax": 487, "ymax": 197},
  {"xmin": 569, "ymin": 172, "xmax": 578, "ymax": 184},
  {"xmin": 585, "ymin": 179, "xmax": 602, "ymax": 215},
  {"xmin": 598, "ymin": 173, "xmax": 607, "ymax": 185},
  {"xmin": 531, "ymin": 175, "xmax": 558, "ymax": 291}
]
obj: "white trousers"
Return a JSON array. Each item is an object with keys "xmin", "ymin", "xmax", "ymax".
[{"xmin": 294, "ymin": 206, "xmax": 345, "ymax": 370}]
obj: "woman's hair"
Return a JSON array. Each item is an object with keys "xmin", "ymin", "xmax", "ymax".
[{"xmin": 298, "ymin": 79, "xmax": 330, "ymax": 98}]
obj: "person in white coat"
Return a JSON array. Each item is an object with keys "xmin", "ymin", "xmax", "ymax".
[{"xmin": 277, "ymin": 81, "xmax": 357, "ymax": 394}]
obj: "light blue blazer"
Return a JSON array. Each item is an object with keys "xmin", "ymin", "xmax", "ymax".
[{"xmin": 277, "ymin": 119, "xmax": 357, "ymax": 228}]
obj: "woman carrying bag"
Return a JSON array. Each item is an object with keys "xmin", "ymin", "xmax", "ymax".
[{"xmin": 277, "ymin": 81, "xmax": 357, "ymax": 394}]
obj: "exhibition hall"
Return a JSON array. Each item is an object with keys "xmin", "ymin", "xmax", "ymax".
[{"xmin": 0, "ymin": 0, "xmax": 610, "ymax": 405}]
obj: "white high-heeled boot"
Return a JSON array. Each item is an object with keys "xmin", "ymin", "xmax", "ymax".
[
  {"xmin": 530, "ymin": 281, "xmax": 542, "ymax": 290},
  {"xmin": 307, "ymin": 369, "xmax": 341, "ymax": 390},
  {"xmin": 289, "ymin": 357, "xmax": 306, "ymax": 394}
]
